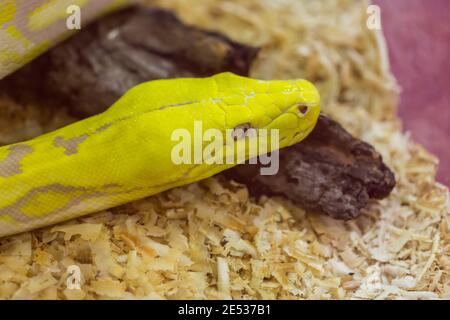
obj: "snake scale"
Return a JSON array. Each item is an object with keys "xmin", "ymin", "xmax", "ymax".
[{"xmin": 0, "ymin": 1, "xmax": 320, "ymax": 237}]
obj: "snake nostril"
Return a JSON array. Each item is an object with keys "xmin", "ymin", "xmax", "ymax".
[{"xmin": 298, "ymin": 105, "xmax": 309, "ymax": 115}]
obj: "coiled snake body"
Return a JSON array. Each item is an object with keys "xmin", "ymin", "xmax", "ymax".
[{"xmin": 0, "ymin": 1, "xmax": 320, "ymax": 237}]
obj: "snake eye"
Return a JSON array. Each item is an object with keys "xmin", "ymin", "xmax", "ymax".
[
  {"xmin": 232, "ymin": 123, "xmax": 254, "ymax": 140},
  {"xmin": 297, "ymin": 105, "xmax": 309, "ymax": 116}
]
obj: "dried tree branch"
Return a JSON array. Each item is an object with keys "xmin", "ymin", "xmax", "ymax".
[
  {"xmin": 226, "ymin": 115, "xmax": 396, "ymax": 219},
  {"xmin": 0, "ymin": 7, "xmax": 259, "ymax": 116}
]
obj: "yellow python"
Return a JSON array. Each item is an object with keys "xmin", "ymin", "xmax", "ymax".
[
  {"xmin": 0, "ymin": 2, "xmax": 320, "ymax": 237},
  {"xmin": 0, "ymin": 0, "xmax": 137, "ymax": 78}
]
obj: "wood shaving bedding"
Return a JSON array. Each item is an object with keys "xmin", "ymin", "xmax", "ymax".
[{"xmin": 0, "ymin": 0, "xmax": 448, "ymax": 299}]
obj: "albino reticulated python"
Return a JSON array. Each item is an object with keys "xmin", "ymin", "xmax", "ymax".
[{"xmin": 0, "ymin": 1, "xmax": 320, "ymax": 237}]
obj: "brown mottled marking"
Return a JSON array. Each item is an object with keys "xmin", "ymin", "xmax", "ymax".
[
  {"xmin": 0, "ymin": 184, "xmax": 86, "ymax": 222},
  {"xmin": 103, "ymin": 183, "xmax": 121, "ymax": 189},
  {"xmin": 95, "ymin": 123, "xmax": 112, "ymax": 133},
  {"xmin": 54, "ymin": 134, "xmax": 89, "ymax": 155},
  {"xmin": 0, "ymin": 145, "xmax": 33, "ymax": 177},
  {"xmin": 0, "ymin": 184, "xmax": 143, "ymax": 223}
]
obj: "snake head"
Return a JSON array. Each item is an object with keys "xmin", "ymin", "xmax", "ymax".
[
  {"xmin": 104, "ymin": 72, "xmax": 320, "ymax": 174},
  {"xmin": 211, "ymin": 72, "xmax": 321, "ymax": 155}
]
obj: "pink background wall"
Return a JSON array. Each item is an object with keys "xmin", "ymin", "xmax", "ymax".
[{"xmin": 374, "ymin": 0, "xmax": 450, "ymax": 186}]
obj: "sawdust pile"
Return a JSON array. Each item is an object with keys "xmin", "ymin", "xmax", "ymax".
[{"xmin": 0, "ymin": 0, "xmax": 448, "ymax": 299}]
